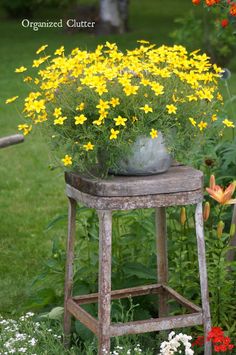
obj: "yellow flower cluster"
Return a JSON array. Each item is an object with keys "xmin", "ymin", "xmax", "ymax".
[{"xmin": 6, "ymin": 41, "xmax": 232, "ymax": 170}]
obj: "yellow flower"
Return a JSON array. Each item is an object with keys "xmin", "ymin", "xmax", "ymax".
[
  {"xmin": 18, "ymin": 124, "xmax": 32, "ymax": 135},
  {"xmin": 189, "ymin": 117, "xmax": 197, "ymax": 127},
  {"xmin": 223, "ymin": 119, "xmax": 235, "ymax": 128},
  {"xmin": 75, "ymin": 114, "xmax": 87, "ymax": 125},
  {"xmin": 15, "ymin": 66, "xmax": 27, "ymax": 73},
  {"xmin": 137, "ymin": 40, "xmax": 150, "ymax": 44},
  {"xmin": 95, "ymin": 85, "xmax": 108, "ymax": 96},
  {"xmin": 187, "ymin": 95, "xmax": 198, "ymax": 102},
  {"xmin": 96, "ymin": 99, "xmax": 110, "ymax": 111},
  {"xmin": 114, "ymin": 116, "xmax": 127, "ymax": 126},
  {"xmin": 83, "ymin": 142, "xmax": 94, "ymax": 151},
  {"xmin": 140, "ymin": 104, "xmax": 153, "ymax": 114},
  {"xmin": 36, "ymin": 44, "xmax": 48, "ymax": 55},
  {"xmin": 99, "ymin": 111, "xmax": 108, "ymax": 119},
  {"xmin": 198, "ymin": 121, "xmax": 208, "ymax": 131},
  {"xmin": 217, "ymin": 92, "xmax": 223, "ymax": 101},
  {"xmin": 110, "ymin": 128, "xmax": 119, "ymax": 140},
  {"xmin": 32, "ymin": 56, "xmax": 50, "ymax": 68},
  {"xmin": 141, "ymin": 78, "xmax": 149, "ymax": 86},
  {"xmin": 166, "ymin": 104, "xmax": 177, "ymax": 114},
  {"xmin": 62, "ymin": 154, "xmax": 72, "ymax": 166},
  {"xmin": 105, "ymin": 41, "xmax": 117, "ymax": 50},
  {"xmin": 132, "ymin": 116, "xmax": 138, "ymax": 122},
  {"xmin": 150, "ymin": 128, "xmax": 158, "ymax": 139},
  {"xmin": 54, "ymin": 46, "xmax": 64, "ymax": 56},
  {"xmin": 93, "ymin": 118, "xmax": 104, "ymax": 126},
  {"xmin": 5, "ymin": 96, "xmax": 19, "ymax": 104},
  {"xmin": 76, "ymin": 103, "xmax": 85, "ymax": 111},
  {"xmin": 26, "ymin": 99, "xmax": 45, "ymax": 113},
  {"xmin": 35, "ymin": 112, "xmax": 47, "ymax": 123},
  {"xmin": 54, "ymin": 116, "xmax": 67, "ymax": 125},
  {"xmin": 110, "ymin": 97, "xmax": 120, "ymax": 107},
  {"xmin": 53, "ymin": 108, "xmax": 62, "ymax": 118},
  {"xmin": 123, "ymin": 85, "xmax": 139, "ymax": 96},
  {"xmin": 212, "ymin": 114, "xmax": 218, "ymax": 122},
  {"xmin": 213, "ymin": 64, "xmax": 222, "ymax": 74},
  {"xmin": 23, "ymin": 76, "xmax": 32, "ymax": 82},
  {"xmin": 198, "ymin": 88, "xmax": 213, "ymax": 102},
  {"xmin": 150, "ymin": 82, "xmax": 164, "ymax": 96}
]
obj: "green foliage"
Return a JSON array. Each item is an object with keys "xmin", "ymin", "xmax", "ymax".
[
  {"xmin": 0, "ymin": 0, "xmax": 74, "ymax": 18},
  {"xmin": 171, "ymin": 11, "xmax": 236, "ymax": 67},
  {"xmin": 0, "ymin": 0, "xmax": 38, "ymax": 18}
]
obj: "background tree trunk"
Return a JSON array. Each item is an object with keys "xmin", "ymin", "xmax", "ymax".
[{"xmin": 99, "ymin": 0, "xmax": 129, "ymax": 34}]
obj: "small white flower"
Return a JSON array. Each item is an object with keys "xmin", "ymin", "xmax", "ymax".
[
  {"xmin": 26, "ymin": 312, "xmax": 34, "ymax": 317},
  {"xmin": 29, "ymin": 337, "xmax": 37, "ymax": 346}
]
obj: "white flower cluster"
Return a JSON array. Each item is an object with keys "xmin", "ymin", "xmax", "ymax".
[
  {"xmin": 159, "ymin": 331, "xmax": 194, "ymax": 355},
  {"xmin": 110, "ymin": 343, "xmax": 143, "ymax": 354},
  {"xmin": 0, "ymin": 313, "xmax": 38, "ymax": 354},
  {"xmin": 0, "ymin": 312, "xmax": 61, "ymax": 355}
]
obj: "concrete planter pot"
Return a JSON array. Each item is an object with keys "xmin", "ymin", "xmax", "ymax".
[{"xmin": 110, "ymin": 132, "xmax": 172, "ymax": 176}]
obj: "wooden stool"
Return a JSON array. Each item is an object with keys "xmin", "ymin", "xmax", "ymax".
[{"xmin": 63, "ymin": 165, "xmax": 212, "ymax": 355}]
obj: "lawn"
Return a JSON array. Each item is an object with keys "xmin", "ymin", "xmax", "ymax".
[{"xmin": 0, "ymin": 0, "xmax": 235, "ymax": 332}]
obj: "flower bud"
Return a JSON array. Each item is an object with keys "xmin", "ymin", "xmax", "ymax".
[
  {"xmin": 209, "ymin": 175, "xmax": 216, "ymax": 189},
  {"xmin": 217, "ymin": 221, "xmax": 225, "ymax": 239},
  {"xmin": 180, "ymin": 207, "xmax": 186, "ymax": 225},
  {"xmin": 203, "ymin": 202, "xmax": 210, "ymax": 222},
  {"xmin": 230, "ymin": 223, "xmax": 236, "ymax": 237}
]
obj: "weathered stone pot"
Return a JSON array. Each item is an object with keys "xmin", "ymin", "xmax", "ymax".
[{"xmin": 109, "ymin": 132, "xmax": 172, "ymax": 176}]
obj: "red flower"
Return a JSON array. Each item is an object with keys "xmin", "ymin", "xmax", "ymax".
[
  {"xmin": 221, "ymin": 18, "xmax": 229, "ymax": 27},
  {"xmin": 207, "ymin": 327, "xmax": 235, "ymax": 352},
  {"xmin": 230, "ymin": 4, "xmax": 236, "ymax": 16},
  {"xmin": 207, "ymin": 327, "xmax": 224, "ymax": 340},
  {"xmin": 205, "ymin": 0, "xmax": 220, "ymax": 5},
  {"xmin": 192, "ymin": 335, "xmax": 204, "ymax": 347},
  {"xmin": 192, "ymin": 0, "xmax": 201, "ymax": 4}
]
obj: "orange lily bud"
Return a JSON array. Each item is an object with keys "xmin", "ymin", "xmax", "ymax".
[
  {"xmin": 230, "ymin": 223, "xmax": 235, "ymax": 237},
  {"xmin": 217, "ymin": 221, "xmax": 224, "ymax": 239},
  {"xmin": 180, "ymin": 207, "xmax": 186, "ymax": 225},
  {"xmin": 209, "ymin": 175, "xmax": 216, "ymax": 189},
  {"xmin": 203, "ymin": 202, "xmax": 210, "ymax": 222}
]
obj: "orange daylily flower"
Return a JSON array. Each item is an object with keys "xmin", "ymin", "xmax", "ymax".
[{"xmin": 206, "ymin": 175, "xmax": 236, "ymax": 205}]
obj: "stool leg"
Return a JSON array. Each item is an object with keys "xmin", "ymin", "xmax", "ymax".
[
  {"xmin": 98, "ymin": 210, "xmax": 112, "ymax": 355},
  {"xmin": 155, "ymin": 207, "xmax": 168, "ymax": 317},
  {"xmin": 195, "ymin": 203, "xmax": 212, "ymax": 355},
  {"xmin": 64, "ymin": 197, "xmax": 77, "ymax": 348}
]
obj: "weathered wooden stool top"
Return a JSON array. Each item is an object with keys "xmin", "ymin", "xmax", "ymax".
[
  {"xmin": 65, "ymin": 165, "xmax": 203, "ymax": 210},
  {"xmin": 65, "ymin": 165, "xmax": 203, "ymax": 197}
]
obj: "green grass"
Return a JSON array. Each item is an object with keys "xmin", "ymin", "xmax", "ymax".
[{"xmin": 0, "ymin": 0, "xmax": 236, "ymax": 317}]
